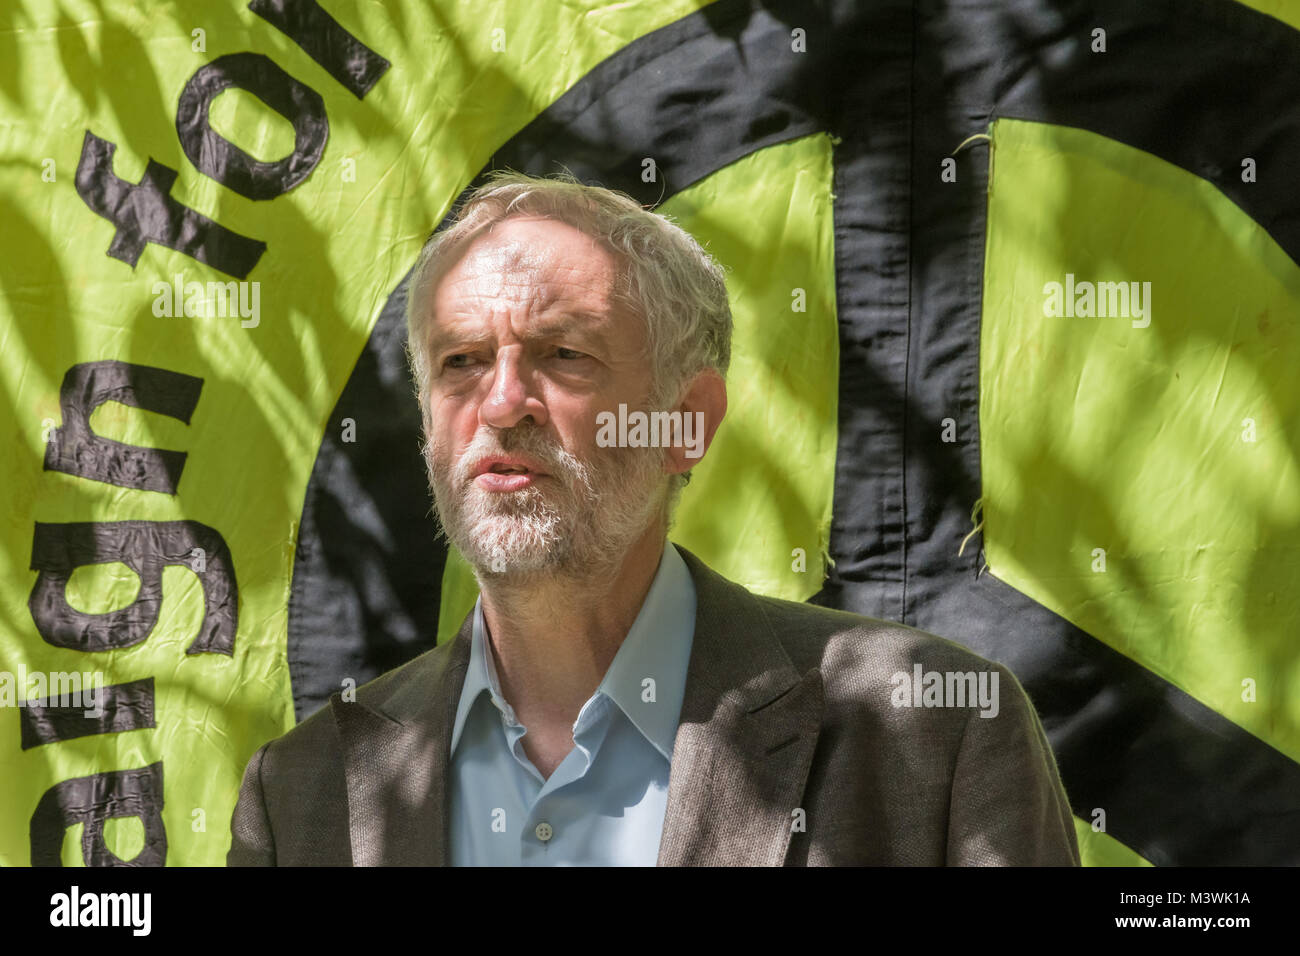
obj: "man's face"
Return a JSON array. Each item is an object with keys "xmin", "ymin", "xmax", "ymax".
[{"xmin": 419, "ymin": 216, "xmax": 671, "ymax": 578}]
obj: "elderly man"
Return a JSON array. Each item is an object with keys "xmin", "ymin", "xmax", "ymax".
[{"xmin": 228, "ymin": 171, "xmax": 1080, "ymax": 866}]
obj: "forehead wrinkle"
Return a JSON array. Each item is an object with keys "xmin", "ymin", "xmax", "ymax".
[
  {"xmin": 428, "ymin": 220, "xmax": 638, "ymax": 354},
  {"xmin": 452, "ymin": 242, "xmax": 595, "ymax": 301},
  {"xmin": 427, "ymin": 287, "xmax": 614, "ymax": 355}
]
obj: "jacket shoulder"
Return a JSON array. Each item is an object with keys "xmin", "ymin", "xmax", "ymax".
[
  {"xmin": 267, "ymin": 638, "xmax": 456, "ymax": 759},
  {"xmin": 737, "ymin": 587, "xmax": 1079, "ymax": 865},
  {"xmin": 230, "ymin": 639, "xmax": 459, "ymax": 866}
]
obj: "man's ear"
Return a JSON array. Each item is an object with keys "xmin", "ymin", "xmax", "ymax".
[{"xmin": 663, "ymin": 368, "xmax": 727, "ymax": 477}]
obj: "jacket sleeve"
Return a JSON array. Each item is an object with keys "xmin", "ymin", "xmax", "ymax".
[
  {"xmin": 227, "ymin": 743, "xmax": 277, "ymax": 866},
  {"xmin": 945, "ymin": 665, "xmax": 1081, "ymax": 866}
]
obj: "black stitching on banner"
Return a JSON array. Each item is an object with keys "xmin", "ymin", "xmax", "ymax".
[
  {"xmin": 44, "ymin": 361, "xmax": 203, "ymax": 494},
  {"xmin": 19, "ymin": 678, "xmax": 156, "ymax": 751},
  {"xmin": 30, "ymin": 763, "xmax": 166, "ymax": 867},
  {"xmin": 75, "ymin": 131, "xmax": 266, "ymax": 278},
  {"xmin": 29, "ymin": 521, "xmax": 238, "ymax": 655},
  {"xmin": 250, "ymin": 0, "xmax": 391, "ymax": 99},
  {"xmin": 175, "ymin": 52, "xmax": 329, "ymax": 201}
]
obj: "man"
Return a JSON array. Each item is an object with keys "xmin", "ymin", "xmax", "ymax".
[{"xmin": 228, "ymin": 171, "xmax": 1080, "ymax": 866}]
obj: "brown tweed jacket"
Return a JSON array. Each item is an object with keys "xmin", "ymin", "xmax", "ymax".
[{"xmin": 228, "ymin": 543, "xmax": 1080, "ymax": 865}]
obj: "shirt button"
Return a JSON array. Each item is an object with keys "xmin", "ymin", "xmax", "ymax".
[{"xmin": 534, "ymin": 822, "xmax": 554, "ymax": 842}]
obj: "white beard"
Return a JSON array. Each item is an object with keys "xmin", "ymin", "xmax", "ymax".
[{"xmin": 426, "ymin": 422, "xmax": 668, "ymax": 579}]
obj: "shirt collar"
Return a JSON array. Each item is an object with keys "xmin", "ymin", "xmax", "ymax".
[{"xmin": 449, "ymin": 541, "xmax": 697, "ymax": 761}]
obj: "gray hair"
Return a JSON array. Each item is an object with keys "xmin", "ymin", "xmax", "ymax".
[{"xmin": 404, "ymin": 169, "xmax": 733, "ymax": 520}]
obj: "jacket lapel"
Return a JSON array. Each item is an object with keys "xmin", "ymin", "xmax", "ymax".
[
  {"xmin": 331, "ymin": 614, "xmax": 472, "ymax": 866},
  {"xmin": 330, "ymin": 543, "xmax": 822, "ymax": 867},
  {"xmin": 657, "ymin": 546, "xmax": 824, "ymax": 866}
]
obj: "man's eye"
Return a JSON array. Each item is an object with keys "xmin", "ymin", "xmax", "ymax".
[
  {"xmin": 556, "ymin": 347, "xmax": 585, "ymax": 360},
  {"xmin": 444, "ymin": 354, "xmax": 474, "ymax": 369}
]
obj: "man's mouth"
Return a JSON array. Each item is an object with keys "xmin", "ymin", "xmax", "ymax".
[{"xmin": 471, "ymin": 455, "xmax": 550, "ymax": 491}]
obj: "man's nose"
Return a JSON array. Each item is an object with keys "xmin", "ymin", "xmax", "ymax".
[{"xmin": 479, "ymin": 344, "xmax": 547, "ymax": 429}]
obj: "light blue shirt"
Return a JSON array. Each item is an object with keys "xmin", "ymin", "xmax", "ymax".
[{"xmin": 447, "ymin": 541, "xmax": 697, "ymax": 866}]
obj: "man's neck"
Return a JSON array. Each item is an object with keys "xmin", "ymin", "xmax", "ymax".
[{"xmin": 477, "ymin": 522, "xmax": 669, "ymax": 749}]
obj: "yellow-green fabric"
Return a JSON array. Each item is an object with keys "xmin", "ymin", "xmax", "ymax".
[
  {"xmin": 0, "ymin": 0, "xmax": 713, "ymax": 867},
  {"xmin": 981, "ymin": 117, "xmax": 1300, "ymax": 863}
]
